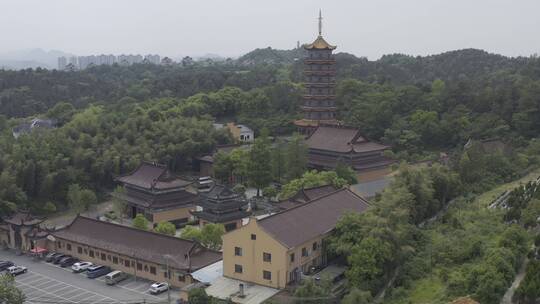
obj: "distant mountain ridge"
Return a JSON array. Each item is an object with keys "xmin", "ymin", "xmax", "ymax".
[{"xmin": 0, "ymin": 48, "xmax": 74, "ymax": 69}]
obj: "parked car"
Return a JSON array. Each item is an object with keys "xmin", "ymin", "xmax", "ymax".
[
  {"xmin": 149, "ymin": 282, "xmax": 169, "ymax": 294},
  {"xmin": 0, "ymin": 261, "xmax": 14, "ymax": 271},
  {"xmin": 86, "ymin": 265, "xmax": 111, "ymax": 279},
  {"xmin": 7, "ymin": 265, "xmax": 27, "ymax": 276},
  {"xmin": 45, "ymin": 252, "xmax": 63, "ymax": 263},
  {"xmin": 72, "ymin": 261, "xmax": 93, "ymax": 273},
  {"xmin": 53, "ymin": 254, "xmax": 69, "ymax": 264},
  {"xmin": 59, "ymin": 256, "xmax": 79, "ymax": 268},
  {"xmin": 105, "ymin": 270, "xmax": 128, "ymax": 285}
]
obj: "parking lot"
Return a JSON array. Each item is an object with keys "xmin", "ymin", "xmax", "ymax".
[{"xmin": 1, "ymin": 250, "xmax": 179, "ymax": 304}]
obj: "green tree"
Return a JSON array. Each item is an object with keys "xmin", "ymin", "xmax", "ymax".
[
  {"xmin": 200, "ymin": 223, "xmax": 226, "ymax": 250},
  {"xmin": 247, "ymin": 129, "xmax": 272, "ymax": 196},
  {"xmin": 285, "ymin": 133, "xmax": 308, "ymax": 180},
  {"xmin": 67, "ymin": 184, "xmax": 83, "ymax": 212},
  {"xmin": 42, "ymin": 201, "xmax": 57, "ymax": 214},
  {"xmin": 515, "ymin": 260, "xmax": 540, "ymax": 304},
  {"xmin": 271, "ymin": 139, "xmax": 287, "ymax": 183},
  {"xmin": 341, "ymin": 288, "xmax": 372, "ymax": 304},
  {"xmin": 112, "ymin": 186, "xmax": 127, "ymax": 222},
  {"xmin": 180, "ymin": 225, "xmax": 202, "ymax": 242},
  {"xmin": 132, "ymin": 213, "xmax": 150, "ymax": 230},
  {"xmin": 213, "ymin": 151, "xmax": 233, "ymax": 183},
  {"xmin": 279, "ymin": 170, "xmax": 347, "ymax": 199},
  {"xmin": 293, "ymin": 277, "xmax": 333, "ymax": 303},
  {"xmin": 154, "ymin": 221, "xmax": 176, "ymax": 236},
  {"xmin": 0, "ymin": 274, "xmax": 25, "ymax": 304},
  {"xmin": 180, "ymin": 224, "xmax": 224, "ymax": 250},
  {"xmin": 188, "ymin": 288, "xmax": 211, "ymax": 304},
  {"xmin": 335, "ymin": 162, "xmax": 358, "ymax": 185}
]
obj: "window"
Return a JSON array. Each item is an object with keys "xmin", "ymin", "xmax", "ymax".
[
  {"xmin": 312, "ymin": 242, "xmax": 318, "ymax": 251},
  {"xmin": 89, "ymin": 250, "xmax": 94, "ymax": 258},
  {"xmin": 57, "ymin": 241, "xmax": 62, "ymax": 248},
  {"xmin": 290, "ymin": 253, "xmax": 295, "ymax": 263},
  {"xmin": 263, "ymin": 252, "xmax": 272, "ymax": 262},
  {"xmin": 137, "ymin": 263, "xmax": 142, "ymax": 271},
  {"xmin": 251, "ymin": 234, "xmax": 256, "ymax": 240},
  {"xmin": 113, "ymin": 256, "xmax": 118, "ymax": 264},
  {"xmin": 234, "ymin": 264, "xmax": 243, "ymax": 273},
  {"xmin": 263, "ymin": 270, "xmax": 272, "ymax": 280},
  {"xmin": 124, "ymin": 260, "xmax": 130, "ymax": 267},
  {"xmin": 235, "ymin": 247, "xmax": 242, "ymax": 256},
  {"xmin": 101, "ymin": 253, "xmax": 106, "ymax": 261},
  {"xmin": 302, "ymin": 247, "xmax": 308, "ymax": 257},
  {"xmin": 66, "ymin": 244, "xmax": 72, "ymax": 251},
  {"xmin": 77, "ymin": 247, "xmax": 82, "ymax": 254},
  {"xmin": 164, "ymin": 270, "xmax": 170, "ymax": 278},
  {"xmin": 178, "ymin": 274, "xmax": 186, "ymax": 282},
  {"xmin": 150, "ymin": 266, "xmax": 156, "ymax": 275}
]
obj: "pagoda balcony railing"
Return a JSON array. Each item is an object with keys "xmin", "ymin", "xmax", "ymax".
[
  {"xmin": 304, "ymin": 70, "xmax": 336, "ymax": 76},
  {"xmin": 304, "ymin": 82, "xmax": 336, "ymax": 88},
  {"xmin": 304, "ymin": 59, "xmax": 336, "ymax": 64},
  {"xmin": 303, "ymin": 94, "xmax": 336, "ymax": 99},
  {"xmin": 301, "ymin": 106, "xmax": 337, "ymax": 112}
]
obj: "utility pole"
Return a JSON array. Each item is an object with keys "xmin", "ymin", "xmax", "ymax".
[{"xmin": 165, "ymin": 255, "xmax": 171, "ymax": 304}]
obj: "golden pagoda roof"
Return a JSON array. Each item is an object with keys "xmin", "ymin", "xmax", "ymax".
[{"xmin": 305, "ymin": 35, "xmax": 336, "ymax": 50}]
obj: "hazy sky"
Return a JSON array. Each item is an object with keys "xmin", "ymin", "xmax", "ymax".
[{"xmin": 1, "ymin": 0, "xmax": 539, "ymax": 59}]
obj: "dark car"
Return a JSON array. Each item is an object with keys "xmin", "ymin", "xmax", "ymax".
[
  {"xmin": 59, "ymin": 256, "xmax": 79, "ymax": 268},
  {"xmin": 53, "ymin": 254, "xmax": 69, "ymax": 264},
  {"xmin": 45, "ymin": 252, "xmax": 63, "ymax": 263},
  {"xmin": 0, "ymin": 261, "xmax": 14, "ymax": 271},
  {"xmin": 86, "ymin": 265, "xmax": 111, "ymax": 279}
]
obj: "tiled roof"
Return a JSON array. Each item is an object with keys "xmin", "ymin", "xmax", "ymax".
[
  {"xmin": 3, "ymin": 212, "xmax": 43, "ymax": 226},
  {"xmin": 116, "ymin": 162, "xmax": 192, "ymax": 190},
  {"xmin": 306, "ymin": 125, "xmax": 389, "ymax": 153},
  {"xmin": 305, "ymin": 36, "xmax": 336, "ymax": 50},
  {"xmin": 53, "ymin": 216, "xmax": 221, "ymax": 272},
  {"xmin": 259, "ymin": 188, "xmax": 370, "ymax": 248}
]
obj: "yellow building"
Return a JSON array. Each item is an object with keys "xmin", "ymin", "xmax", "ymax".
[
  {"xmin": 222, "ymin": 188, "xmax": 370, "ymax": 289},
  {"xmin": 51, "ymin": 215, "xmax": 222, "ymax": 288}
]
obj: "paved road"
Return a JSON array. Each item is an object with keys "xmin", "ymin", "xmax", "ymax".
[
  {"xmin": 0, "ymin": 250, "xmax": 177, "ymax": 304},
  {"xmin": 500, "ymin": 258, "xmax": 529, "ymax": 304}
]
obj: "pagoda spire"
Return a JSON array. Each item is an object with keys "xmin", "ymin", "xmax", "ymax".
[{"xmin": 318, "ymin": 9, "xmax": 323, "ymax": 36}]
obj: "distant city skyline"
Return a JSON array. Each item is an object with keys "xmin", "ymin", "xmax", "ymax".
[{"xmin": 1, "ymin": 0, "xmax": 540, "ymax": 60}]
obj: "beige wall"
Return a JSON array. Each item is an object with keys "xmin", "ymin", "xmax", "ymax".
[
  {"xmin": 226, "ymin": 123, "xmax": 241, "ymax": 141},
  {"xmin": 222, "ymin": 219, "xmax": 288, "ymax": 289},
  {"xmin": 51, "ymin": 238, "xmax": 193, "ymax": 288},
  {"xmin": 286, "ymin": 235, "xmax": 325, "ymax": 275},
  {"xmin": 152, "ymin": 206, "xmax": 194, "ymax": 224},
  {"xmin": 222, "ymin": 219, "xmax": 329, "ymax": 289}
]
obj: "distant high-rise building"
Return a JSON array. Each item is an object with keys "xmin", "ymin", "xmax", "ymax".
[
  {"xmin": 58, "ymin": 57, "xmax": 67, "ymax": 70},
  {"xmin": 58, "ymin": 53, "xmax": 162, "ymax": 70},
  {"xmin": 144, "ymin": 54, "xmax": 160, "ymax": 64},
  {"xmin": 68, "ymin": 56, "xmax": 78, "ymax": 67}
]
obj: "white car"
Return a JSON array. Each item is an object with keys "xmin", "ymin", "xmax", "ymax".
[
  {"xmin": 7, "ymin": 265, "xmax": 27, "ymax": 276},
  {"xmin": 149, "ymin": 282, "xmax": 169, "ymax": 294},
  {"xmin": 72, "ymin": 261, "xmax": 93, "ymax": 273}
]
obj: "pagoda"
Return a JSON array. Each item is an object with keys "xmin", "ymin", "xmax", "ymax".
[
  {"xmin": 114, "ymin": 162, "xmax": 200, "ymax": 227},
  {"xmin": 294, "ymin": 10, "xmax": 339, "ymax": 135},
  {"xmin": 191, "ymin": 184, "xmax": 250, "ymax": 232}
]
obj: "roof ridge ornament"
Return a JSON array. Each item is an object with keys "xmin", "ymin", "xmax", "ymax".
[{"xmin": 318, "ymin": 9, "xmax": 323, "ymax": 37}]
